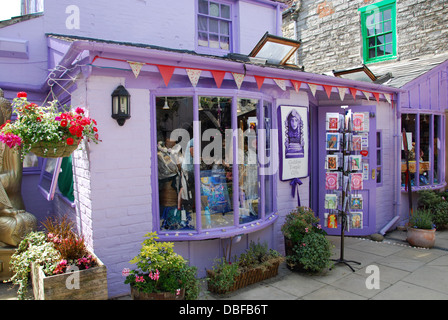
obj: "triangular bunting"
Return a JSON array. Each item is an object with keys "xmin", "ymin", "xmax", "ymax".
[
  {"xmin": 232, "ymin": 73, "xmax": 245, "ymax": 90},
  {"xmin": 385, "ymin": 93, "xmax": 392, "ymax": 104},
  {"xmin": 373, "ymin": 92, "xmax": 380, "ymax": 103},
  {"xmin": 254, "ymin": 75, "xmax": 265, "ymax": 90},
  {"xmin": 291, "ymin": 80, "xmax": 302, "ymax": 92},
  {"xmin": 157, "ymin": 65, "xmax": 175, "ymax": 87},
  {"xmin": 211, "ymin": 70, "xmax": 226, "ymax": 88},
  {"xmin": 349, "ymin": 87, "xmax": 357, "ymax": 100},
  {"xmin": 128, "ymin": 61, "xmax": 144, "ymax": 78},
  {"xmin": 362, "ymin": 91, "xmax": 371, "ymax": 101},
  {"xmin": 308, "ymin": 83, "xmax": 317, "ymax": 96},
  {"xmin": 323, "ymin": 85, "xmax": 333, "ymax": 98},
  {"xmin": 337, "ymin": 87, "xmax": 347, "ymax": 101},
  {"xmin": 186, "ymin": 69, "xmax": 202, "ymax": 87},
  {"xmin": 273, "ymin": 79, "xmax": 286, "ymax": 91}
]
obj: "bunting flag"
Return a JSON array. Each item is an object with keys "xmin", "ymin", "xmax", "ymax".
[
  {"xmin": 323, "ymin": 85, "xmax": 333, "ymax": 98},
  {"xmin": 308, "ymin": 83, "xmax": 317, "ymax": 96},
  {"xmin": 337, "ymin": 87, "xmax": 347, "ymax": 101},
  {"xmin": 157, "ymin": 65, "xmax": 175, "ymax": 87},
  {"xmin": 186, "ymin": 69, "xmax": 202, "ymax": 87},
  {"xmin": 385, "ymin": 93, "xmax": 392, "ymax": 104},
  {"xmin": 211, "ymin": 70, "xmax": 226, "ymax": 88},
  {"xmin": 128, "ymin": 61, "xmax": 144, "ymax": 78},
  {"xmin": 291, "ymin": 80, "xmax": 302, "ymax": 93},
  {"xmin": 349, "ymin": 87, "xmax": 358, "ymax": 100},
  {"xmin": 273, "ymin": 78, "xmax": 286, "ymax": 91},
  {"xmin": 254, "ymin": 75, "xmax": 265, "ymax": 90},
  {"xmin": 373, "ymin": 92, "xmax": 380, "ymax": 103},
  {"xmin": 362, "ymin": 91, "xmax": 371, "ymax": 101},
  {"xmin": 232, "ymin": 72, "xmax": 245, "ymax": 89}
]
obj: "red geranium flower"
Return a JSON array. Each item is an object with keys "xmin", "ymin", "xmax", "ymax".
[
  {"xmin": 60, "ymin": 120, "xmax": 68, "ymax": 127},
  {"xmin": 66, "ymin": 137, "xmax": 74, "ymax": 145},
  {"xmin": 17, "ymin": 92, "xmax": 27, "ymax": 98}
]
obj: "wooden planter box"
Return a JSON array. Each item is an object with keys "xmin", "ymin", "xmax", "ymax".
[
  {"xmin": 130, "ymin": 285, "xmax": 185, "ymax": 300},
  {"xmin": 206, "ymin": 261, "xmax": 281, "ymax": 294},
  {"xmin": 31, "ymin": 253, "xmax": 108, "ymax": 300}
]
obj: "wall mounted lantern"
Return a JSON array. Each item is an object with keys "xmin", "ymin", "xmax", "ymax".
[{"xmin": 111, "ymin": 85, "xmax": 130, "ymax": 126}]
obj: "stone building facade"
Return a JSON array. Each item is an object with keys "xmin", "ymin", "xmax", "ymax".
[{"xmin": 283, "ymin": 0, "xmax": 448, "ymax": 74}]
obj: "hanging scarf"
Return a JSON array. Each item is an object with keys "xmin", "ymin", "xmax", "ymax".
[{"xmin": 290, "ymin": 178, "xmax": 303, "ymax": 207}]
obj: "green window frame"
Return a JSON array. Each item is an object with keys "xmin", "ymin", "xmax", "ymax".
[{"xmin": 359, "ymin": 0, "xmax": 397, "ymax": 64}]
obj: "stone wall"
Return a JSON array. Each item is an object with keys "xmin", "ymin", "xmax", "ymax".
[{"xmin": 283, "ymin": 0, "xmax": 448, "ymax": 74}]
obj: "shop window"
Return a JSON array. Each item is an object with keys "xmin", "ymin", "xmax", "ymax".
[
  {"xmin": 359, "ymin": 0, "xmax": 396, "ymax": 64},
  {"xmin": 155, "ymin": 94, "xmax": 275, "ymax": 237},
  {"xmin": 197, "ymin": 0, "xmax": 232, "ymax": 54},
  {"xmin": 401, "ymin": 113, "xmax": 445, "ymax": 190}
]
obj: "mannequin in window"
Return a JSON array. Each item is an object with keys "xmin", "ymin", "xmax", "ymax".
[{"xmin": 0, "ymin": 89, "xmax": 37, "ymax": 247}]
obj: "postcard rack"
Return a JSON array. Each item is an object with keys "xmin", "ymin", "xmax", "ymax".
[{"xmin": 324, "ymin": 110, "xmax": 367, "ymax": 272}]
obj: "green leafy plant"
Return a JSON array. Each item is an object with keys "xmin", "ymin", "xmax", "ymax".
[
  {"xmin": 6, "ymin": 231, "xmax": 61, "ymax": 300},
  {"xmin": 122, "ymin": 232, "xmax": 199, "ymax": 300},
  {"xmin": 282, "ymin": 207, "xmax": 332, "ymax": 273},
  {"xmin": 409, "ymin": 209, "xmax": 435, "ymax": 230},
  {"xmin": 207, "ymin": 257, "xmax": 240, "ymax": 293},
  {"xmin": 0, "ymin": 91, "xmax": 100, "ymax": 159},
  {"xmin": 418, "ymin": 190, "xmax": 448, "ymax": 228}
]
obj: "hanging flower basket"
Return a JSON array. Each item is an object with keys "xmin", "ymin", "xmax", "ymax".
[
  {"xmin": 30, "ymin": 138, "xmax": 81, "ymax": 158},
  {"xmin": 0, "ymin": 91, "xmax": 100, "ymax": 160}
]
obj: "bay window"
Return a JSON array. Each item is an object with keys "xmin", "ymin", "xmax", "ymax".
[
  {"xmin": 154, "ymin": 92, "xmax": 276, "ymax": 238},
  {"xmin": 401, "ymin": 112, "xmax": 445, "ymax": 190}
]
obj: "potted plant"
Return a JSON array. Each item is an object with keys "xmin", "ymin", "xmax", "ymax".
[
  {"xmin": 122, "ymin": 232, "xmax": 199, "ymax": 300},
  {"xmin": 206, "ymin": 241, "xmax": 284, "ymax": 294},
  {"xmin": 418, "ymin": 190, "xmax": 448, "ymax": 229},
  {"xmin": 281, "ymin": 206, "xmax": 333, "ymax": 272},
  {"xmin": 0, "ymin": 91, "xmax": 100, "ymax": 159},
  {"xmin": 6, "ymin": 215, "xmax": 108, "ymax": 300},
  {"xmin": 407, "ymin": 209, "xmax": 436, "ymax": 248}
]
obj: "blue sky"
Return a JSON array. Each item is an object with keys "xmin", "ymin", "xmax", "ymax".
[{"xmin": 0, "ymin": 0, "xmax": 21, "ymax": 21}]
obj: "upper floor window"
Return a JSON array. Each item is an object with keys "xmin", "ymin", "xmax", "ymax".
[
  {"xmin": 359, "ymin": 0, "xmax": 396, "ymax": 64},
  {"xmin": 197, "ymin": 0, "xmax": 232, "ymax": 54}
]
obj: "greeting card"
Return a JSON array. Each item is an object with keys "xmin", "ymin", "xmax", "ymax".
[
  {"xmin": 352, "ymin": 113, "xmax": 365, "ymax": 132},
  {"xmin": 350, "ymin": 173, "xmax": 363, "ymax": 190},
  {"xmin": 326, "ymin": 155, "xmax": 338, "ymax": 170},
  {"xmin": 350, "ymin": 195, "xmax": 363, "ymax": 210},
  {"xmin": 325, "ymin": 193, "xmax": 338, "ymax": 209},
  {"xmin": 351, "ymin": 212, "xmax": 363, "ymax": 229},
  {"xmin": 326, "ymin": 172, "xmax": 339, "ymax": 190}
]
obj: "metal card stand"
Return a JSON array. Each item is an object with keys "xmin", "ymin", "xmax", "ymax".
[{"xmin": 330, "ymin": 113, "xmax": 361, "ymax": 272}]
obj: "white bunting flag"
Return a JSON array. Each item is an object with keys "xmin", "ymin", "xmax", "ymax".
[
  {"xmin": 337, "ymin": 87, "xmax": 347, "ymax": 101},
  {"xmin": 308, "ymin": 83, "xmax": 317, "ymax": 96},
  {"xmin": 273, "ymin": 79, "xmax": 286, "ymax": 91},
  {"xmin": 128, "ymin": 61, "xmax": 144, "ymax": 78},
  {"xmin": 232, "ymin": 73, "xmax": 245, "ymax": 90},
  {"xmin": 186, "ymin": 69, "xmax": 202, "ymax": 87}
]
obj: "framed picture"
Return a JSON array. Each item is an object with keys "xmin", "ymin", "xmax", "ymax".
[
  {"xmin": 278, "ymin": 105, "xmax": 309, "ymax": 180},
  {"xmin": 326, "ymin": 132, "xmax": 340, "ymax": 151}
]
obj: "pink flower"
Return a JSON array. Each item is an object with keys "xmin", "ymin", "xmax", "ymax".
[
  {"xmin": 75, "ymin": 107, "xmax": 85, "ymax": 114},
  {"xmin": 317, "ymin": 224, "xmax": 322, "ymax": 229},
  {"xmin": 135, "ymin": 275, "xmax": 145, "ymax": 283},
  {"xmin": 305, "ymin": 227, "xmax": 309, "ymax": 233},
  {"xmin": 121, "ymin": 268, "xmax": 130, "ymax": 277},
  {"xmin": 302, "ymin": 243, "xmax": 306, "ymax": 247},
  {"xmin": 176, "ymin": 289, "xmax": 181, "ymax": 296}
]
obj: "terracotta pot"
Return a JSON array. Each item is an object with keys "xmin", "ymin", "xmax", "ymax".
[
  {"xmin": 406, "ymin": 227, "xmax": 436, "ymax": 248},
  {"xmin": 130, "ymin": 285, "xmax": 185, "ymax": 300}
]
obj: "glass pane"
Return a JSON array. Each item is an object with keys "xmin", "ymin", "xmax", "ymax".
[
  {"xmin": 198, "ymin": 16, "xmax": 208, "ymax": 31},
  {"xmin": 377, "ymin": 150, "xmax": 381, "ymax": 166},
  {"xmin": 220, "ymin": 36, "xmax": 229, "ymax": 50},
  {"xmin": 419, "ymin": 114, "xmax": 430, "ymax": 185},
  {"xmin": 238, "ymin": 98, "xmax": 260, "ymax": 224},
  {"xmin": 368, "ymin": 37, "xmax": 376, "ymax": 48},
  {"xmin": 401, "ymin": 114, "xmax": 416, "ymax": 187},
  {"xmin": 375, "ymin": 23, "xmax": 382, "ymax": 35},
  {"xmin": 263, "ymin": 101, "xmax": 274, "ymax": 215},
  {"xmin": 221, "ymin": 4, "xmax": 230, "ymax": 19},
  {"xmin": 385, "ymin": 44, "xmax": 393, "ymax": 55},
  {"xmin": 384, "ymin": 20, "xmax": 392, "ymax": 33},
  {"xmin": 156, "ymin": 97, "xmax": 196, "ymax": 231},
  {"xmin": 209, "ymin": 18, "xmax": 219, "ymax": 33},
  {"xmin": 385, "ymin": 33, "xmax": 393, "ymax": 44},
  {"xmin": 383, "ymin": 9, "xmax": 391, "ymax": 20},
  {"xmin": 369, "ymin": 48, "xmax": 376, "ymax": 58},
  {"xmin": 210, "ymin": 2, "xmax": 219, "ymax": 17},
  {"xmin": 434, "ymin": 115, "xmax": 441, "ymax": 184},
  {"xmin": 367, "ymin": 26, "xmax": 375, "ymax": 37},
  {"xmin": 199, "ymin": 96, "xmax": 233, "ymax": 229},
  {"xmin": 220, "ymin": 20, "xmax": 229, "ymax": 35},
  {"xmin": 377, "ymin": 35, "xmax": 384, "ymax": 45},
  {"xmin": 209, "ymin": 33, "xmax": 219, "ymax": 48},
  {"xmin": 198, "ymin": 0, "xmax": 208, "ymax": 14},
  {"xmin": 198, "ymin": 32, "xmax": 208, "ymax": 47},
  {"xmin": 377, "ymin": 46, "xmax": 385, "ymax": 57},
  {"xmin": 376, "ymin": 167, "xmax": 382, "ymax": 183},
  {"xmin": 376, "ymin": 132, "xmax": 381, "ymax": 148}
]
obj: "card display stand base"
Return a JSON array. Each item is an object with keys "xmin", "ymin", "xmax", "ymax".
[{"xmin": 331, "ymin": 213, "xmax": 361, "ymax": 272}]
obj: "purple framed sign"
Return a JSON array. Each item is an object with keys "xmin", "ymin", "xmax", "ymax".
[{"xmin": 278, "ymin": 105, "xmax": 309, "ymax": 180}]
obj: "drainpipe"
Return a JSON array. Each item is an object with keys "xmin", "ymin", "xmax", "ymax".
[{"xmin": 379, "ymin": 92, "xmax": 402, "ymax": 235}]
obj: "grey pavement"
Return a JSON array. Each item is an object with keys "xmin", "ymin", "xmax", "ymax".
[{"xmin": 2, "ymin": 229, "xmax": 448, "ymax": 300}]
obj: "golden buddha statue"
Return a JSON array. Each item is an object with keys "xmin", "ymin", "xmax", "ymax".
[{"xmin": 0, "ymin": 88, "xmax": 36, "ymax": 247}]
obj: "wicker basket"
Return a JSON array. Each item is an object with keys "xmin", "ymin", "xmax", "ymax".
[
  {"xmin": 30, "ymin": 139, "xmax": 79, "ymax": 158},
  {"xmin": 206, "ymin": 261, "xmax": 281, "ymax": 294}
]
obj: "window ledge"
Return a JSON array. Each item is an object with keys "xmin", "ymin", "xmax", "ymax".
[
  {"xmin": 158, "ymin": 212, "xmax": 279, "ymax": 241},
  {"xmin": 401, "ymin": 182, "xmax": 447, "ymax": 193}
]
